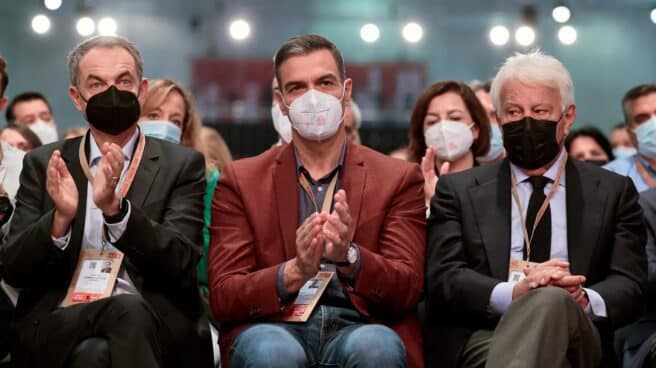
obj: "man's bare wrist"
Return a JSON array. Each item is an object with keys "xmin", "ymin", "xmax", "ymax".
[{"xmin": 52, "ymin": 210, "xmax": 73, "ymax": 238}]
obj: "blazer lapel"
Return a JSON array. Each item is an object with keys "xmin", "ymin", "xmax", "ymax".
[
  {"xmin": 61, "ymin": 137, "xmax": 90, "ymax": 269},
  {"xmin": 566, "ymin": 161, "xmax": 604, "ymax": 277},
  {"xmin": 125, "ymin": 137, "xmax": 160, "ymax": 208},
  {"xmin": 273, "ymin": 145, "xmax": 299, "ymax": 260},
  {"xmin": 340, "ymin": 143, "xmax": 365, "ymax": 241},
  {"xmin": 468, "ymin": 160, "xmax": 512, "ymax": 280}
]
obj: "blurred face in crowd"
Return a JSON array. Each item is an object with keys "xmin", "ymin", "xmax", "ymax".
[
  {"xmin": 475, "ymin": 89, "xmax": 498, "ymax": 125},
  {"xmin": 343, "ymin": 105, "xmax": 360, "ymax": 144},
  {"xmin": 69, "ymin": 46, "xmax": 147, "ymax": 120},
  {"xmin": 610, "ymin": 126, "xmax": 636, "ymax": 149},
  {"xmin": 569, "ymin": 136, "xmax": 610, "ymax": 163},
  {"xmin": 498, "ymin": 80, "xmax": 575, "ymax": 144},
  {"xmin": 423, "ymin": 91, "xmax": 479, "ymax": 141},
  {"xmin": 275, "ymin": 49, "xmax": 352, "ymax": 135},
  {"xmin": 1, "ymin": 128, "xmax": 32, "ymax": 152},
  {"xmin": 628, "ymin": 92, "xmax": 656, "ymax": 128},
  {"xmin": 140, "ymin": 90, "xmax": 186, "ymax": 130},
  {"xmin": 11, "ymin": 99, "xmax": 55, "ymax": 126}
]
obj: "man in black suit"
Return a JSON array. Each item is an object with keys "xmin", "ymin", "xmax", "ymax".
[
  {"xmin": 425, "ymin": 51, "xmax": 647, "ymax": 367},
  {"xmin": 1, "ymin": 35, "xmax": 212, "ymax": 368}
]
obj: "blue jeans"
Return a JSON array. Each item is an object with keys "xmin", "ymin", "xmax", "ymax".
[{"xmin": 230, "ymin": 305, "xmax": 406, "ymax": 367}]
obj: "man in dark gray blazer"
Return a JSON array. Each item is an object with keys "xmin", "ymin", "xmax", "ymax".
[
  {"xmin": 425, "ymin": 51, "xmax": 646, "ymax": 368},
  {"xmin": 1, "ymin": 35, "xmax": 211, "ymax": 368}
]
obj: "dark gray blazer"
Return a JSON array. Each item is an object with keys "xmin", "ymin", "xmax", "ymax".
[
  {"xmin": 1, "ymin": 134, "xmax": 212, "ymax": 368},
  {"xmin": 425, "ymin": 158, "xmax": 647, "ymax": 367}
]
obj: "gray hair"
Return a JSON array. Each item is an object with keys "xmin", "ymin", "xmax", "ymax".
[
  {"xmin": 490, "ymin": 50, "xmax": 574, "ymax": 113},
  {"xmin": 68, "ymin": 35, "xmax": 143, "ymax": 87}
]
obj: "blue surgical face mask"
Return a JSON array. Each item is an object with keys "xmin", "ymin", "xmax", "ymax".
[
  {"xmin": 612, "ymin": 146, "xmax": 637, "ymax": 160},
  {"xmin": 139, "ymin": 120, "xmax": 182, "ymax": 144},
  {"xmin": 634, "ymin": 117, "xmax": 656, "ymax": 159},
  {"xmin": 477, "ymin": 123, "xmax": 504, "ymax": 162}
]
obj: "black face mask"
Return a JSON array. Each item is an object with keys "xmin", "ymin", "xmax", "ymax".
[
  {"xmin": 585, "ymin": 159, "xmax": 608, "ymax": 166},
  {"xmin": 0, "ymin": 195, "xmax": 13, "ymax": 227},
  {"xmin": 502, "ymin": 116, "xmax": 562, "ymax": 170},
  {"xmin": 82, "ymin": 85, "xmax": 141, "ymax": 135}
]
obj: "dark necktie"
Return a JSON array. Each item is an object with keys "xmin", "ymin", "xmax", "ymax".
[{"xmin": 523, "ymin": 176, "xmax": 551, "ymax": 262}]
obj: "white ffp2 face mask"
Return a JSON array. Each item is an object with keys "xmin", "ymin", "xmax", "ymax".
[
  {"xmin": 282, "ymin": 87, "xmax": 345, "ymax": 142},
  {"xmin": 271, "ymin": 104, "xmax": 293, "ymax": 144},
  {"xmin": 29, "ymin": 120, "xmax": 59, "ymax": 145},
  {"xmin": 424, "ymin": 120, "xmax": 475, "ymax": 162}
]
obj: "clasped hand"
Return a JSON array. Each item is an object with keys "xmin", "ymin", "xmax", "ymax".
[{"xmin": 512, "ymin": 259, "xmax": 589, "ymax": 309}]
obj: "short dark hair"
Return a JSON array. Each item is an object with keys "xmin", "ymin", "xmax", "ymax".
[
  {"xmin": 273, "ymin": 34, "xmax": 345, "ymax": 89},
  {"xmin": 0, "ymin": 57, "xmax": 8, "ymax": 97},
  {"xmin": 6, "ymin": 91, "xmax": 52, "ymax": 122},
  {"xmin": 622, "ymin": 84, "xmax": 656, "ymax": 125},
  {"xmin": 2, "ymin": 123, "xmax": 42, "ymax": 150},
  {"xmin": 564, "ymin": 126, "xmax": 614, "ymax": 161},
  {"xmin": 407, "ymin": 80, "xmax": 491, "ymax": 164}
]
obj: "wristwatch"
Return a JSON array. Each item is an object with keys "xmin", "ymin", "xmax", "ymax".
[
  {"xmin": 335, "ymin": 243, "xmax": 358, "ymax": 267},
  {"xmin": 104, "ymin": 197, "xmax": 128, "ymax": 224}
]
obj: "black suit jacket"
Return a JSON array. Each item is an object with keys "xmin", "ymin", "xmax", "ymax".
[
  {"xmin": 1, "ymin": 135, "xmax": 212, "ymax": 368},
  {"xmin": 425, "ymin": 158, "xmax": 647, "ymax": 368}
]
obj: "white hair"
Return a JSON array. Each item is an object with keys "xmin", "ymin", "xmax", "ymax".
[{"xmin": 490, "ymin": 50, "xmax": 574, "ymax": 113}]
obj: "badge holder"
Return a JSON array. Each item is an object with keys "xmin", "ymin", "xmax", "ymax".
[
  {"xmin": 275, "ymin": 271, "xmax": 334, "ymax": 323},
  {"xmin": 62, "ymin": 248, "xmax": 124, "ymax": 307}
]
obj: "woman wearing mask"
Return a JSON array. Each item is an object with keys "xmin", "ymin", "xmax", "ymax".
[
  {"xmin": 139, "ymin": 78, "xmax": 231, "ymax": 295},
  {"xmin": 408, "ymin": 80, "xmax": 491, "ymax": 208},
  {"xmin": 565, "ymin": 126, "xmax": 614, "ymax": 165}
]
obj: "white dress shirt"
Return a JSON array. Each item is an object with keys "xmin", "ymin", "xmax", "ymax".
[
  {"xmin": 489, "ymin": 149, "xmax": 607, "ymax": 319},
  {"xmin": 52, "ymin": 130, "xmax": 140, "ymax": 296}
]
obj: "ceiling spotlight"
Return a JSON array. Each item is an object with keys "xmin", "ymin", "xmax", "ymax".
[
  {"xmin": 360, "ymin": 23, "xmax": 380, "ymax": 43},
  {"xmin": 31, "ymin": 14, "xmax": 51, "ymax": 35},
  {"xmin": 489, "ymin": 25, "xmax": 510, "ymax": 46},
  {"xmin": 229, "ymin": 19, "xmax": 251, "ymax": 41},
  {"xmin": 558, "ymin": 25, "xmax": 577, "ymax": 45},
  {"xmin": 76, "ymin": 16, "xmax": 95, "ymax": 36},
  {"xmin": 515, "ymin": 25, "xmax": 536, "ymax": 47},
  {"xmin": 402, "ymin": 22, "xmax": 423, "ymax": 43},
  {"xmin": 44, "ymin": 0, "xmax": 62, "ymax": 11},
  {"xmin": 552, "ymin": 5, "xmax": 571, "ymax": 23},
  {"xmin": 98, "ymin": 17, "xmax": 117, "ymax": 35},
  {"xmin": 651, "ymin": 8, "xmax": 656, "ymax": 24}
]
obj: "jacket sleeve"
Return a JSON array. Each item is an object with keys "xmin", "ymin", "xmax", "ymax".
[
  {"xmin": 425, "ymin": 175, "xmax": 500, "ymax": 319},
  {"xmin": 349, "ymin": 164, "xmax": 426, "ymax": 315},
  {"xmin": 208, "ymin": 163, "xmax": 283, "ymax": 325},
  {"xmin": 2, "ymin": 152, "xmax": 75, "ymax": 288},
  {"xmin": 589, "ymin": 176, "xmax": 647, "ymax": 329},
  {"xmin": 113, "ymin": 150, "xmax": 206, "ymax": 290}
]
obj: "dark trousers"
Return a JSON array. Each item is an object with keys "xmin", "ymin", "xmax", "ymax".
[{"xmin": 23, "ymin": 294, "xmax": 163, "ymax": 368}]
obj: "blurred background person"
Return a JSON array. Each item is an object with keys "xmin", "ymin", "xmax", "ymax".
[
  {"xmin": 62, "ymin": 126, "xmax": 87, "ymax": 139},
  {"xmin": 0, "ymin": 57, "xmax": 7, "ymax": 112},
  {"xmin": 0, "ymin": 124, "xmax": 42, "ymax": 152},
  {"xmin": 610, "ymin": 122, "xmax": 638, "ymax": 159},
  {"xmin": 605, "ymin": 84, "xmax": 656, "ymax": 191},
  {"xmin": 470, "ymin": 79, "xmax": 504, "ymax": 164},
  {"xmin": 565, "ymin": 126, "xmax": 614, "ymax": 165},
  {"xmin": 200, "ymin": 126, "xmax": 233, "ymax": 174},
  {"xmin": 5, "ymin": 91, "xmax": 58, "ymax": 144},
  {"xmin": 344, "ymin": 99, "xmax": 362, "ymax": 144},
  {"xmin": 407, "ymin": 80, "xmax": 490, "ymax": 207}
]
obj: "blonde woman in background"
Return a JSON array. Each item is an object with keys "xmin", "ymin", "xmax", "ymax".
[{"xmin": 139, "ymin": 78, "xmax": 231, "ymax": 296}]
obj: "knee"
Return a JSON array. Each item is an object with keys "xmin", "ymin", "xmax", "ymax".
[
  {"xmin": 68, "ymin": 337, "xmax": 111, "ymax": 368},
  {"xmin": 528, "ymin": 286, "xmax": 578, "ymax": 312},
  {"xmin": 106, "ymin": 295, "xmax": 158, "ymax": 330},
  {"xmin": 341, "ymin": 325, "xmax": 406, "ymax": 365},
  {"xmin": 230, "ymin": 324, "xmax": 307, "ymax": 368}
]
